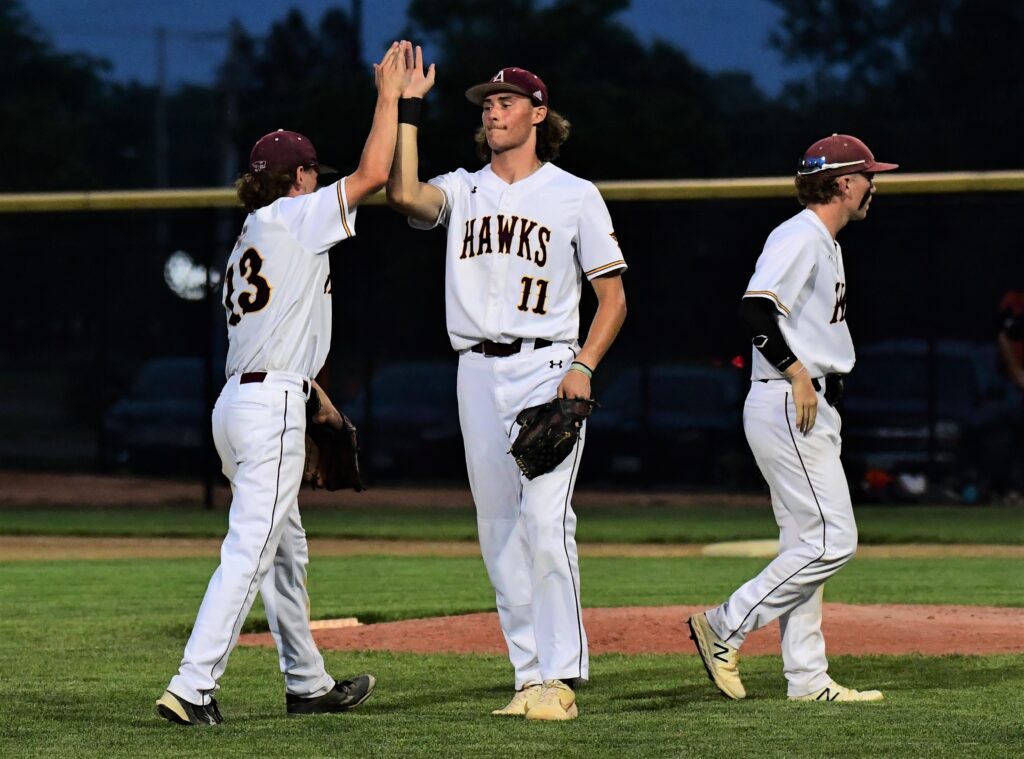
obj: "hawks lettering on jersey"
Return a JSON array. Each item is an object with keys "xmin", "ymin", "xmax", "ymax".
[
  {"xmin": 411, "ymin": 163, "xmax": 626, "ymax": 351},
  {"xmin": 460, "ymin": 215, "xmax": 551, "ymax": 267},
  {"xmin": 830, "ymin": 282, "xmax": 847, "ymax": 324}
]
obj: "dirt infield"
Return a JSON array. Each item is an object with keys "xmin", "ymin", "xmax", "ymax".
[
  {"xmin": 3, "ymin": 533, "xmax": 1021, "ymax": 656},
  {"xmin": 238, "ymin": 603, "xmax": 1024, "ymax": 657}
]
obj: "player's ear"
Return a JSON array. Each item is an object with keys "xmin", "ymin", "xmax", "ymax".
[{"xmin": 532, "ymin": 105, "xmax": 548, "ymax": 125}]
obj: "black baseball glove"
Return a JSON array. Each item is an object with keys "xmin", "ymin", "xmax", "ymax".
[
  {"xmin": 304, "ymin": 390, "xmax": 365, "ymax": 492},
  {"xmin": 509, "ymin": 397, "xmax": 597, "ymax": 479}
]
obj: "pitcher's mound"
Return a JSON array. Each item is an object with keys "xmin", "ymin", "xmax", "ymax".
[{"xmin": 238, "ymin": 603, "xmax": 1024, "ymax": 656}]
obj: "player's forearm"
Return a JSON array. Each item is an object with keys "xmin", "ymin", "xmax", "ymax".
[
  {"xmin": 386, "ymin": 123, "xmax": 421, "ymax": 207},
  {"xmin": 576, "ymin": 277, "xmax": 627, "ymax": 370},
  {"xmin": 739, "ymin": 296, "xmax": 797, "ymax": 372},
  {"xmin": 352, "ymin": 92, "xmax": 401, "ymax": 193},
  {"xmin": 386, "ymin": 123, "xmax": 444, "ymax": 222}
]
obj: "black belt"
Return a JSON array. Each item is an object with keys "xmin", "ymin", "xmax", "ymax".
[
  {"xmin": 469, "ymin": 338, "xmax": 552, "ymax": 357},
  {"xmin": 240, "ymin": 371, "xmax": 309, "ymax": 395},
  {"xmin": 757, "ymin": 373, "xmax": 844, "ymax": 405}
]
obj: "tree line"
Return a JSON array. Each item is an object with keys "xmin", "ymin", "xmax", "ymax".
[{"xmin": 3, "ymin": 0, "xmax": 1021, "ymax": 192}]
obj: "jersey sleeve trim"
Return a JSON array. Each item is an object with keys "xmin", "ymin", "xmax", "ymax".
[
  {"xmin": 336, "ymin": 181, "xmax": 353, "ymax": 238},
  {"xmin": 743, "ymin": 290, "xmax": 791, "ymax": 316},
  {"xmin": 585, "ymin": 260, "xmax": 627, "ymax": 278},
  {"xmin": 407, "ymin": 183, "xmax": 450, "ymax": 231}
]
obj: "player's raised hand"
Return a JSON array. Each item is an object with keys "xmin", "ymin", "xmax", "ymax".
[
  {"xmin": 403, "ymin": 44, "xmax": 436, "ymax": 99},
  {"xmin": 373, "ymin": 41, "xmax": 409, "ymax": 99}
]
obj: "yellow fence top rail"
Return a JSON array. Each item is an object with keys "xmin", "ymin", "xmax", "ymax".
[{"xmin": 1, "ymin": 171, "xmax": 1022, "ymax": 213}]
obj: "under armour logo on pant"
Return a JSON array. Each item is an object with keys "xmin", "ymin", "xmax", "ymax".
[{"xmin": 550, "ymin": 360, "xmax": 563, "ymax": 369}]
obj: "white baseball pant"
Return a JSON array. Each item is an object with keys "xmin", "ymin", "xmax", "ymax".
[
  {"xmin": 167, "ymin": 372, "xmax": 334, "ymax": 704},
  {"xmin": 457, "ymin": 343, "xmax": 589, "ymax": 689},
  {"xmin": 706, "ymin": 379, "xmax": 858, "ymax": 696}
]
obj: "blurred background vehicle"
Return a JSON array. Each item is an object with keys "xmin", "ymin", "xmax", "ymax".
[
  {"xmin": 100, "ymin": 356, "xmax": 213, "ymax": 473},
  {"xmin": 342, "ymin": 360, "xmax": 463, "ymax": 480},
  {"xmin": 841, "ymin": 340, "xmax": 1021, "ymax": 498},
  {"xmin": 582, "ymin": 362, "xmax": 757, "ymax": 487}
]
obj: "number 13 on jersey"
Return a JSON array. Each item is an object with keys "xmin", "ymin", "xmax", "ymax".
[{"xmin": 224, "ymin": 248, "xmax": 272, "ymax": 326}]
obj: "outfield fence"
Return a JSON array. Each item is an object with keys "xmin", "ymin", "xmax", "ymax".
[{"xmin": 1, "ymin": 172, "xmax": 1022, "ymax": 502}]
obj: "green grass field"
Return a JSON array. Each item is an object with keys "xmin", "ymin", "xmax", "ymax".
[
  {"xmin": 1, "ymin": 504, "xmax": 1022, "ymax": 757},
  {"xmin": 2, "ymin": 503, "xmax": 1023, "ymax": 544}
]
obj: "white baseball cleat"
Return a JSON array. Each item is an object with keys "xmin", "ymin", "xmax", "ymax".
[
  {"xmin": 789, "ymin": 680, "xmax": 884, "ymax": 702},
  {"xmin": 491, "ymin": 683, "xmax": 544, "ymax": 716},
  {"xmin": 524, "ymin": 680, "xmax": 578, "ymax": 721},
  {"xmin": 688, "ymin": 612, "xmax": 746, "ymax": 700}
]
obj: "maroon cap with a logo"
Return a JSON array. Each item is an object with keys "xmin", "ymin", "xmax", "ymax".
[
  {"xmin": 465, "ymin": 67, "xmax": 548, "ymax": 107},
  {"xmin": 249, "ymin": 129, "xmax": 319, "ymax": 174},
  {"xmin": 797, "ymin": 134, "xmax": 899, "ymax": 177}
]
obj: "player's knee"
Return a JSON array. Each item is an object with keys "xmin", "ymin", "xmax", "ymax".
[
  {"xmin": 824, "ymin": 532, "xmax": 858, "ymax": 565},
  {"xmin": 524, "ymin": 521, "xmax": 571, "ymax": 565},
  {"xmin": 532, "ymin": 542, "xmax": 572, "ymax": 577}
]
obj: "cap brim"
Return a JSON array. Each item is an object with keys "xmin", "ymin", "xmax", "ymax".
[
  {"xmin": 865, "ymin": 161, "xmax": 899, "ymax": 173},
  {"xmin": 314, "ymin": 164, "xmax": 340, "ymax": 187},
  {"xmin": 465, "ymin": 82, "xmax": 534, "ymax": 106}
]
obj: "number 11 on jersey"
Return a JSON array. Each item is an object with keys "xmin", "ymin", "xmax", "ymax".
[{"xmin": 517, "ymin": 276, "xmax": 549, "ymax": 315}]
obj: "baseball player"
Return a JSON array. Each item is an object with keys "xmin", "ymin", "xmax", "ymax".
[
  {"xmin": 386, "ymin": 51, "xmax": 627, "ymax": 721},
  {"xmin": 688, "ymin": 134, "xmax": 898, "ymax": 703},
  {"xmin": 155, "ymin": 42, "xmax": 411, "ymax": 726}
]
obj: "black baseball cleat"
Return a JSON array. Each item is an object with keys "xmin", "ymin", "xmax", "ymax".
[
  {"xmin": 286, "ymin": 674, "xmax": 376, "ymax": 716},
  {"xmin": 155, "ymin": 690, "xmax": 224, "ymax": 726}
]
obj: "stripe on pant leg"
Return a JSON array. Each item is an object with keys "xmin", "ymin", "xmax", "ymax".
[
  {"xmin": 560, "ymin": 434, "xmax": 585, "ymax": 678},
  {"xmin": 209, "ymin": 389, "xmax": 290, "ymax": 683},
  {"xmin": 724, "ymin": 392, "xmax": 826, "ymax": 642}
]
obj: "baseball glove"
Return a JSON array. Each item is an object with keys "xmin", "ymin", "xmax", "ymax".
[
  {"xmin": 304, "ymin": 391, "xmax": 365, "ymax": 492},
  {"xmin": 509, "ymin": 397, "xmax": 597, "ymax": 480}
]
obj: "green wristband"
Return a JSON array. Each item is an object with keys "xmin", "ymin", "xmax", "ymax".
[{"xmin": 570, "ymin": 361, "xmax": 593, "ymax": 379}]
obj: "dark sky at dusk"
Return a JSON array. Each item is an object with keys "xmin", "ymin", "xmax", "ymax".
[{"xmin": 26, "ymin": 0, "xmax": 807, "ymax": 95}]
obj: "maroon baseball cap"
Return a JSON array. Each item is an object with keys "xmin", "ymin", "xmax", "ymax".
[
  {"xmin": 797, "ymin": 134, "xmax": 899, "ymax": 177},
  {"xmin": 249, "ymin": 129, "xmax": 335, "ymax": 174},
  {"xmin": 465, "ymin": 67, "xmax": 548, "ymax": 107}
]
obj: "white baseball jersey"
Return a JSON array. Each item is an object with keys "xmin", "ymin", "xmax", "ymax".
[
  {"xmin": 744, "ymin": 208, "xmax": 854, "ymax": 379},
  {"xmin": 412, "ymin": 163, "xmax": 626, "ymax": 350},
  {"xmin": 223, "ymin": 178, "xmax": 356, "ymax": 379}
]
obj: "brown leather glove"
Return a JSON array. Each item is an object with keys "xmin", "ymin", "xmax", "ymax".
[
  {"xmin": 509, "ymin": 397, "xmax": 596, "ymax": 479},
  {"xmin": 304, "ymin": 389, "xmax": 365, "ymax": 492}
]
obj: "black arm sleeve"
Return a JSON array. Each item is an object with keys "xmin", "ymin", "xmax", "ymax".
[{"xmin": 738, "ymin": 296, "xmax": 797, "ymax": 372}]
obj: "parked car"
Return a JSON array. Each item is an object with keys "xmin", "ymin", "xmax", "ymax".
[
  {"xmin": 582, "ymin": 362, "xmax": 755, "ymax": 486},
  {"xmin": 342, "ymin": 360, "xmax": 463, "ymax": 478},
  {"xmin": 100, "ymin": 356, "xmax": 214, "ymax": 472},
  {"xmin": 840, "ymin": 340, "xmax": 1020, "ymax": 484}
]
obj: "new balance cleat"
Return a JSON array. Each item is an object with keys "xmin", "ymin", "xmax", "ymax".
[
  {"xmin": 155, "ymin": 690, "xmax": 223, "ymax": 726},
  {"xmin": 789, "ymin": 681, "xmax": 884, "ymax": 702},
  {"xmin": 286, "ymin": 674, "xmax": 376, "ymax": 715},
  {"xmin": 491, "ymin": 683, "xmax": 544, "ymax": 716},
  {"xmin": 688, "ymin": 612, "xmax": 746, "ymax": 700},
  {"xmin": 525, "ymin": 679, "xmax": 578, "ymax": 721}
]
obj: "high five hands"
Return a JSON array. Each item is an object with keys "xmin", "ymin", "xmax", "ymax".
[
  {"xmin": 374, "ymin": 40, "xmax": 414, "ymax": 97},
  {"xmin": 402, "ymin": 44, "xmax": 436, "ymax": 99}
]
